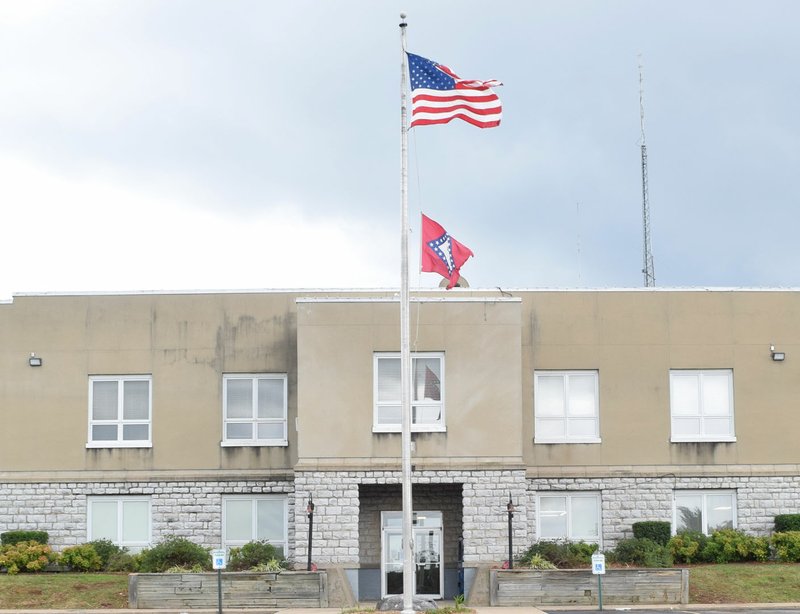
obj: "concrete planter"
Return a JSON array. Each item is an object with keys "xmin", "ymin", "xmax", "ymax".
[
  {"xmin": 128, "ymin": 570, "xmax": 328, "ymax": 609},
  {"xmin": 490, "ymin": 568, "xmax": 689, "ymax": 606}
]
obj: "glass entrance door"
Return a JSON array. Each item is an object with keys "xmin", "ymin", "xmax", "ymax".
[{"xmin": 381, "ymin": 511, "xmax": 443, "ymax": 599}]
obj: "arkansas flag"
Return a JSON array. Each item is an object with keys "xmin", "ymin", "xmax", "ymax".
[{"xmin": 420, "ymin": 214, "xmax": 474, "ymax": 289}]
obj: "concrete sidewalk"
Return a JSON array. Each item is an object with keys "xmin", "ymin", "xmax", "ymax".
[{"xmin": 2, "ymin": 605, "xmax": 800, "ymax": 614}]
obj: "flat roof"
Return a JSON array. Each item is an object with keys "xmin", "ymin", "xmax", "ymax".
[{"xmin": 9, "ymin": 285, "xmax": 800, "ymax": 300}]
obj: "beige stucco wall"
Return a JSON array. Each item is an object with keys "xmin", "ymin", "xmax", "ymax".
[
  {"xmin": 0, "ymin": 292, "xmax": 299, "ymax": 475},
  {"xmin": 2, "ymin": 288, "xmax": 800, "ymax": 478},
  {"xmin": 522, "ymin": 290, "xmax": 800, "ymax": 470},
  {"xmin": 295, "ymin": 298, "xmax": 523, "ymax": 468}
]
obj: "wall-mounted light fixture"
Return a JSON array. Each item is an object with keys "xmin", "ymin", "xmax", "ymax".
[
  {"xmin": 771, "ymin": 345, "xmax": 786, "ymax": 362},
  {"xmin": 28, "ymin": 352, "xmax": 42, "ymax": 367}
]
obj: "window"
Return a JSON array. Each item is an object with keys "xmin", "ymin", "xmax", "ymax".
[
  {"xmin": 88, "ymin": 376, "xmax": 151, "ymax": 447},
  {"xmin": 670, "ymin": 370, "xmax": 735, "ymax": 442},
  {"xmin": 673, "ymin": 490, "xmax": 736, "ymax": 534},
  {"xmin": 87, "ymin": 497, "xmax": 151, "ymax": 552},
  {"xmin": 222, "ymin": 495, "xmax": 288, "ymax": 554},
  {"xmin": 222, "ymin": 374, "xmax": 288, "ymax": 446},
  {"xmin": 374, "ymin": 353, "xmax": 444, "ymax": 432},
  {"xmin": 537, "ymin": 492, "xmax": 601, "ymax": 543},
  {"xmin": 534, "ymin": 371, "xmax": 600, "ymax": 443}
]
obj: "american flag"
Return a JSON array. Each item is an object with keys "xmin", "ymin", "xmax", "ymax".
[{"xmin": 407, "ymin": 52, "xmax": 502, "ymax": 129}]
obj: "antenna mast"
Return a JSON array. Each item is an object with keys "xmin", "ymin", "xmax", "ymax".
[{"xmin": 639, "ymin": 56, "xmax": 655, "ymax": 287}]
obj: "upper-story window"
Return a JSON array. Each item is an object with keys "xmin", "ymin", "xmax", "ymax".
[
  {"xmin": 670, "ymin": 369, "xmax": 735, "ymax": 442},
  {"xmin": 222, "ymin": 374, "xmax": 288, "ymax": 446},
  {"xmin": 534, "ymin": 371, "xmax": 600, "ymax": 443},
  {"xmin": 374, "ymin": 353, "xmax": 445, "ymax": 432},
  {"xmin": 88, "ymin": 375, "xmax": 152, "ymax": 448}
]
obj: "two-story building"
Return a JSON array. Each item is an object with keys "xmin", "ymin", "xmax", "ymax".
[{"xmin": 1, "ymin": 288, "xmax": 799, "ymax": 602}]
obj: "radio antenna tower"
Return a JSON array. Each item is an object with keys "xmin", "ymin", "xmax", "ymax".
[{"xmin": 639, "ymin": 56, "xmax": 655, "ymax": 287}]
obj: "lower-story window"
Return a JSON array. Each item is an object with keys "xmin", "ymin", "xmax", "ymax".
[
  {"xmin": 222, "ymin": 495, "xmax": 288, "ymax": 554},
  {"xmin": 87, "ymin": 496, "xmax": 151, "ymax": 552},
  {"xmin": 673, "ymin": 490, "xmax": 736, "ymax": 534},
  {"xmin": 537, "ymin": 492, "xmax": 601, "ymax": 543}
]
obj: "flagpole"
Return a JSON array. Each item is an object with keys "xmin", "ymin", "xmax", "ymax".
[{"xmin": 399, "ymin": 13, "xmax": 415, "ymax": 614}]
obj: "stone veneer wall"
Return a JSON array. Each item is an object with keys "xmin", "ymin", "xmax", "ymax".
[
  {"xmin": 0, "ymin": 479, "xmax": 294, "ymax": 555},
  {"xmin": 528, "ymin": 474, "xmax": 800, "ymax": 551},
  {"xmin": 3, "ymin": 473, "xmax": 797, "ymax": 562},
  {"xmin": 294, "ymin": 469, "xmax": 529, "ymax": 565}
]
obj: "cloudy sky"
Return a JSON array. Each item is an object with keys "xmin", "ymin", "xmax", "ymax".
[{"xmin": 2, "ymin": 1, "xmax": 799, "ymax": 300}]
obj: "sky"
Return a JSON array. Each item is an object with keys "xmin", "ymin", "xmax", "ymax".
[{"xmin": 2, "ymin": 1, "xmax": 800, "ymax": 301}]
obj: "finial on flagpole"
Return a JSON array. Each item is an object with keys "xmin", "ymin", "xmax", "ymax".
[{"xmin": 400, "ymin": 13, "xmax": 407, "ymax": 27}]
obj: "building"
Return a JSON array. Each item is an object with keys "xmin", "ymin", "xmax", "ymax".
[{"xmin": 1, "ymin": 288, "xmax": 799, "ymax": 602}]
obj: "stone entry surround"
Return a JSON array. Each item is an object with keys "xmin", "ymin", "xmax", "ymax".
[
  {"xmin": 292, "ymin": 469, "xmax": 529, "ymax": 603},
  {"xmin": 292, "ymin": 469, "xmax": 529, "ymax": 568}
]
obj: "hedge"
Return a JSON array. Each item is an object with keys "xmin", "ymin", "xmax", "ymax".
[
  {"xmin": 0, "ymin": 531, "xmax": 49, "ymax": 546},
  {"xmin": 775, "ymin": 514, "xmax": 800, "ymax": 533},
  {"xmin": 632, "ymin": 521, "xmax": 671, "ymax": 546}
]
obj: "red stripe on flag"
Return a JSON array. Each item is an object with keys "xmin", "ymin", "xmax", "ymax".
[
  {"xmin": 412, "ymin": 103, "xmax": 501, "ymax": 117},
  {"xmin": 411, "ymin": 115, "xmax": 501, "ymax": 129},
  {"xmin": 412, "ymin": 92, "xmax": 499, "ymax": 104}
]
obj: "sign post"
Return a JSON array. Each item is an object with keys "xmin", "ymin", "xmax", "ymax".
[
  {"xmin": 211, "ymin": 548, "xmax": 227, "ymax": 614},
  {"xmin": 591, "ymin": 552, "xmax": 605, "ymax": 611}
]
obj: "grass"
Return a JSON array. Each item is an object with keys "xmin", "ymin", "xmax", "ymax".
[
  {"xmin": 2, "ymin": 565, "xmax": 800, "ymax": 608},
  {"xmin": 688, "ymin": 563, "xmax": 800, "ymax": 603},
  {"xmin": 0, "ymin": 573, "xmax": 129, "ymax": 609}
]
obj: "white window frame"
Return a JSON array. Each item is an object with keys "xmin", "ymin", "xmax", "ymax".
[
  {"xmin": 373, "ymin": 352, "xmax": 445, "ymax": 433},
  {"xmin": 673, "ymin": 490, "xmax": 737, "ymax": 535},
  {"xmin": 669, "ymin": 369, "xmax": 736, "ymax": 442},
  {"xmin": 221, "ymin": 374, "xmax": 288, "ymax": 447},
  {"xmin": 87, "ymin": 375, "xmax": 152, "ymax": 448},
  {"xmin": 221, "ymin": 495, "xmax": 289, "ymax": 554},
  {"xmin": 534, "ymin": 370, "xmax": 600, "ymax": 443},
  {"xmin": 536, "ymin": 492, "xmax": 602, "ymax": 545},
  {"xmin": 86, "ymin": 496, "xmax": 152, "ymax": 552}
]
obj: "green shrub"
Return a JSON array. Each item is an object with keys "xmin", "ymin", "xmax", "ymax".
[
  {"xmin": 0, "ymin": 531, "xmax": 49, "ymax": 546},
  {"xmin": 87, "ymin": 539, "xmax": 127, "ymax": 570},
  {"xmin": 775, "ymin": 515, "xmax": 800, "ymax": 533},
  {"xmin": 137, "ymin": 537, "xmax": 211, "ymax": 573},
  {"xmin": 611, "ymin": 537, "xmax": 672, "ymax": 568},
  {"xmin": 60, "ymin": 544, "xmax": 103, "ymax": 572},
  {"xmin": 772, "ymin": 531, "xmax": 800, "ymax": 562},
  {"xmin": 0, "ymin": 540, "xmax": 58, "ymax": 574},
  {"xmin": 519, "ymin": 540, "xmax": 598, "ymax": 568},
  {"xmin": 632, "ymin": 521, "xmax": 671, "ymax": 546},
  {"xmin": 702, "ymin": 529, "xmax": 769, "ymax": 563},
  {"xmin": 668, "ymin": 531, "xmax": 709, "ymax": 564},
  {"xmin": 106, "ymin": 551, "xmax": 139, "ymax": 572},
  {"xmin": 228, "ymin": 540, "xmax": 287, "ymax": 571}
]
